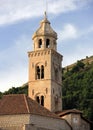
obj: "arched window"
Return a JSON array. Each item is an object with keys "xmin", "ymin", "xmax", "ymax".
[
  {"xmin": 41, "ymin": 96, "xmax": 44, "ymax": 106},
  {"xmin": 36, "ymin": 95, "xmax": 44, "ymax": 106},
  {"xmin": 36, "ymin": 96, "xmax": 40, "ymax": 103},
  {"xmin": 41, "ymin": 65, "xmax": 44, "ymax": 79},
  {"xmin": 36, "ymin": 65, "xmax": 44, "ymax": 80},
  {"xmin": 46, "ymin": 39, "xmax": 50, "ymax": 48},
  {"xmin": 38, "ymin": 39, "xmax": 42, "ymax": 48},
  {"xmin": 36, "ymin": 66, "xmax": 40, "ymax": 79}
]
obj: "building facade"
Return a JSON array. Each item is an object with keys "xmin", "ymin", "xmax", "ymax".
[{"xmin": 57, "ymin": 109, "xmax": 90, "ymax": 130}]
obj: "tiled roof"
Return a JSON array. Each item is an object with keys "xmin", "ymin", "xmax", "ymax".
[
  {"xmin": 56, "ymin": 109, "xmax": 82, "ymax": 117},
  {"xmin": 0, "ymin": 94, "xmax": 60, "ymax": 119},
  {"xmin": 56, "ymin": 109, "xmax": 93, "ymax": 124}
]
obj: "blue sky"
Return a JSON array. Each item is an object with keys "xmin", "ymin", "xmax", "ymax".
[{"xmin": 0, "ymin": 0, "xmax": 93, "ymax": 92}]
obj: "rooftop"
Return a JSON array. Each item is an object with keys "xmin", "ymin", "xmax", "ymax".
[
  {"xmin": 32, "ymin": 12, "xmax": 57, "ymax": 39},
  {"xmin": 0, "ymin": 94, "xmax": 60, "ymax": 119},
  {"xmin": 56, "ymin": 109, "xmax": 82, "ymax": 117}
]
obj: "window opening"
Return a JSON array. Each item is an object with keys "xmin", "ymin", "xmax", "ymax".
[
  {"xmin": 36, "ymin": 96, "xmax": 40, "ymax": 103},
  {"xmin": 36, "ymin": 65, "xmax": 44, "ymax": 80},
  {"xmin": 37, "ymin": 66, "xmax": 40, "ymax": 79},
  {"xmin": 41, "ymin": 96, "xmax": 44, "ymax": 106},
  {"xmin": 46, "ymin": 39, "xmax": 50, "ymax": 48},
  {"xmin": 38, "ymin": 39, "xmax": 42, "ymax": 48},
  {"xmin": 55, "ymin": 68, "xmax": 58, "ymax": 81},
  {"xmin": 41, "ymin": 65, "xmax": 44, "ymax": 79}
]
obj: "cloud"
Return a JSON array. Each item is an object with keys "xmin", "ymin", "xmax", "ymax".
[
  {"xmin": 0, "ymin": 0, "xmax": 92, "ymax": 26},
  {"xmin": 57, "ymin": 24, "xmax": 93, "ymax": 66},
  {"xmin": 0, "ymin": 34, "xmax": 31, "ymax": 92},
  {"xmin": 48, "ymin": 0, "xmax": 78, "ymax": 14},
  {"xmin": 63, "ymin": 43, "xmax": 93, "ymax": 67},
  {"xmin": 58, "ymin": 24, "xmax": 78, "ymax": 41},
  {"xmin": 0, "ymin": 0, "xmax": 44, "ymax": 26},
  {"xmin": 57, "ymin": 24, "xmax": 93, "ymax": 43}
]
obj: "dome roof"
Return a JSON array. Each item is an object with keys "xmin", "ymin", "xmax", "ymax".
[{"xmin": 32, "ymin": 13, "xmax": 57, "ymax": 40}]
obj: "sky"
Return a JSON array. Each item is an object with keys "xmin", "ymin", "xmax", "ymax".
[{"xmin": 0, "ymin": 0, "xmax": 93, "ymax": 92}]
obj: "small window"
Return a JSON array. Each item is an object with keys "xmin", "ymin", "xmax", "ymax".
[
  {"xmin": 41, "ymin": 65, "xmax": 44, "ymax": 79},
  {"xmin": 38, "ymin": 39, "xmax": 42, "ymax": 48},
  {"xmin": 55, "ymin": 68, "xmax": 58, "ymax": 81},
  {"xmin": 37, "ymin": 66, "xmax": 40, "ymax": 79},
  {"xmin": 36, "ymin": 65, "xmax": 44, "ymax": 80},
  {"xmin": 41, "ymin": 96, "xmax": 44, "ymax": 106},
  {"xmin": 46, "ymin": 39, "xmax": 50, "ymax": 48},
  {"xmin": 36, "ymin": 96, "xmax": 40, "ymax": 103},
  {"xmin": 73, "ymin": 118, "xmax": 78, "ymax": 123}
]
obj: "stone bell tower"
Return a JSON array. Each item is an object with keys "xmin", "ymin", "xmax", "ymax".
[{"xmin": 28, "ymin": 13, "xmax": 63, "ymax": 112}]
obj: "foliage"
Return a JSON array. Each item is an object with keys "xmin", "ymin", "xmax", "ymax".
[
  {"xmin": 71, "ymin": 61, "xmax": 85, "ymax": 73},
  {"xmin": 0, "ymin": 92, "xmax": 3, "ymax": 99},
  {"xmin": 3, "ymin": 83, "xmax": 28, "ymax": 95},
  {"xmin": 62, "ymin": 61, "xmax": 93, "ymax": 122}
]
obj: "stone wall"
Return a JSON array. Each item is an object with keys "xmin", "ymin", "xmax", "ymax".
[
  {"xmin": 81, "ymin": 118, "xmax": 90, "ymax": 130},
  {"xmin": 0, "ymin": 113, "xmax": 72, "ymax": 130},
  {"xmin": 0, "ymin": 114, "xmax": 30, "ymax": 129},
  {"xmin": 25, "ymin": 124, "xmax": 53, "ymax": 130},
  {"xmin": 61, "ymin": 113, "xmax": 90, "ymax": 130},
  {"xmin": 0, "ymin": 126, "xmax": 23, "ymax": 130},
  {"xmin": 29, "ymin": 114, "xmax": 71, "ymax": 130}
]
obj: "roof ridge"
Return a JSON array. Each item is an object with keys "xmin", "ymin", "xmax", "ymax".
[
  {"xmin": 23, "ymin": 95, "xmax": 30, "ymax": 113},
  {"xmin": 3, "ymin": 94, "xmax": 25, "ymax": 97}
]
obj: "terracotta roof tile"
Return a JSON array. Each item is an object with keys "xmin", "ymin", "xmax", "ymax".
[
  {"xmin": 0, "ymin": 94, "xmax": 29, "ymax": 114},
  {"xmin": 0, "ymin": 94, "xmax": 60, "ymax": 119},
  {"xmin": 56, "ymin": 109, "xmax": 82, "ymax": 117},
  {"xmin": 56, "ymin": 109, "xmax": 93, "ymax": 125}
]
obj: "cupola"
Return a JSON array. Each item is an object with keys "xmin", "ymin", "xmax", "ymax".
[{"xmin": 32, "ymin": 12, "xmax": 57, "ymax": 51}]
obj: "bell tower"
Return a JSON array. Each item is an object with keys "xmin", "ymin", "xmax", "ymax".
[{"xmin": 28, "ymin": 13, "xmax": 63, "ymax": 112}]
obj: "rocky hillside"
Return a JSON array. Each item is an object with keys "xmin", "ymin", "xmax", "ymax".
[{"xmin": 64, "ymin": 55, "xmax": 93, "ymax": 72}]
